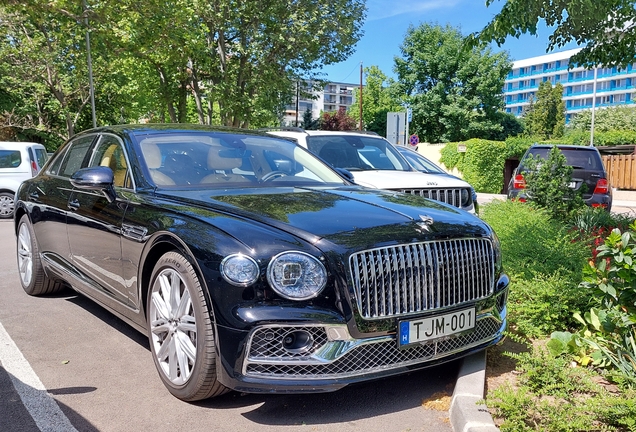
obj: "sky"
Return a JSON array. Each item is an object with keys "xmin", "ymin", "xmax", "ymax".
[{"xmin": 319, "ymin": 0, "xmax": 581, "ymax": 84}]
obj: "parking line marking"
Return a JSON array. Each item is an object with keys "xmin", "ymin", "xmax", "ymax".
[{"xmin": 0, "ymin": 321, "xmax": 78, "ymax": 432}]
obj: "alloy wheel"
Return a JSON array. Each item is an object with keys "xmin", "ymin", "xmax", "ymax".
[
  {"xmin": 17, "ymin": 223, "xmax": 33, "ymax": 287},
  {"xmin": 149, "ymin": 268, "xmax": 197, "ymax": 386}
]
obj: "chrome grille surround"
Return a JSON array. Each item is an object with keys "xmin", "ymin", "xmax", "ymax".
[
  {"xmin": 349, "ymin": 238, "xmax": 495, "ymax": 320},
  {"xmin": 242, "ymin": 307, "xmax": 505, "ymax": 379},
  {"xmin": 398, "ymin": 188, "xmax": 468, "ymax": 208}
]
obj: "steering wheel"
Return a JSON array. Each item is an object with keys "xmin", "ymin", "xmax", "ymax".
[{"xmin": 261, "ymin": 171, "xmax": 288, "ymax": 182}]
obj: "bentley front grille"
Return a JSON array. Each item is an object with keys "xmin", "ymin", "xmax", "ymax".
[
  {"xmin": 349, "ymin": 238, "xmax": 495, "ymax": 319},
  {"xmin": 400, "ymin": 188, "xmax": 465, "ymax": 208}
]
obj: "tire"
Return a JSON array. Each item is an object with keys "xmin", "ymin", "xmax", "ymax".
[
  {"xmin": 147, "ymin": 251, "xmax": 229, "ymax": 401},
  {"xmin": 16, "ymin": 215, "xmax": 64, "ymax": 296},
  {"xmin": 0, "ymin": 192, "xmax": 15, "ymax": 219}
]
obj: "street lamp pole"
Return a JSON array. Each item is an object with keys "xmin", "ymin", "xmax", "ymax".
[
  {"xmin": 590, "ymin": 66, "xmax": 598, "ymax": 146},
  {"xmin": 83, "ymin": 0, "xmax": 96, "ymax": 129}
]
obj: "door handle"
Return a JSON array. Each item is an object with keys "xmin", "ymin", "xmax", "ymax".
[{"xmin": 68, "ymin": 199, "xmax": 80, "ymax": 211}]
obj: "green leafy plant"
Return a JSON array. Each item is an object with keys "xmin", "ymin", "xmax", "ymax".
[{"xmin": 550, "ymin": 225, "xmax": 636, "ymax": 388}]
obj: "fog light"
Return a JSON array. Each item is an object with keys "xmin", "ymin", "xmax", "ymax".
[{"xmin": 281, "ymin": 330, "xmax": 314, "ymax": 354}]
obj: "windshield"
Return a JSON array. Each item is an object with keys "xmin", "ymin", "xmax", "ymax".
[
  {"xmin": 305, "ymin": 135, "xmax": 411, "ymax": 171},
  {"xmin": 525, "ymin": 147, "xmax": 603, "ymax": 170},
  {"xmin": 398, "ymin": 148, "xmax": 446, "ymax": 174},
  {"xmin": 134, "ymin": 132, "xmax": 347, "ymax": 188}
]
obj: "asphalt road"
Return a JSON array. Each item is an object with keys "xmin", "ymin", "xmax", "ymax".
[{"xmin": 0, "ymin": 219, "xmax": 456, "ymax": 432}]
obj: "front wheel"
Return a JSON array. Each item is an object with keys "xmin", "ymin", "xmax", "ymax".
[{"xmin": 147, "ymin": 251, "xmax": 228, "ymax": 401}]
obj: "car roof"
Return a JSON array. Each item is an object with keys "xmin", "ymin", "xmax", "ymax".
[
  {"xmin": 267, "ymin": 129, "xmax": 381, "ymax": 138},
  {"xmin": 529, "ymin": 144, "xmax": 599, "ymax": 152}
]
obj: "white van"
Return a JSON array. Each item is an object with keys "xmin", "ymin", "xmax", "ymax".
[{"xmin": 0, "ymin": 142, "xmax": 48, "ymax": 218}]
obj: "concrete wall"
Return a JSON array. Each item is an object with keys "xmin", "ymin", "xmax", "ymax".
[{"xmin": 415, "ymin": 142, "xmax": 464, "ymax": 178}]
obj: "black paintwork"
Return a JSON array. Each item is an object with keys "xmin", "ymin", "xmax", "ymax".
[{"xmin": 14, "ymin": 124, "xmax": 507, "ymax": 394}]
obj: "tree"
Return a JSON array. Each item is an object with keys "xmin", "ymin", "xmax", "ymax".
[
  {"xmin": 524, "ymin": 81, "xmax": 565, "ymax": 139},
  {"xmin": 347, "ymin": 66, "xmax": 402, "ymax": 135},
  {"xmin": 321, "ymin": 109, "xmax": 357, "ymax": 131},
  {"xmin": 522, "ymin": 146, "xmax": 585, "ymax": 220},
  {"xmin": 473, "ymin": 0, "xmax": 636, "ymax": 68},
  {"xmin": 0, "ymin": 0, "xmax": 367, "ymax": 140},
  {"xmin": 568, "ymin": 105, "xmax": 636, "ymax": 132},
  {"xmin": 394, "ymin": 23, "xmax": 512, "ymax": 143},
  {"xmin": 302, "ymin": 107, "xmax": 320, "ymax": 130}
]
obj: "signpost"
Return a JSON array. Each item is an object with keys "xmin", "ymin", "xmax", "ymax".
[{"xmin": 409, "ymin": 134, "xmax": 419, "ymax": 146}]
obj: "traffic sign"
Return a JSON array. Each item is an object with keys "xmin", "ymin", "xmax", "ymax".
[
  {"xmin": 409, "ymin": 134, "xmax": 419, "ymax": 146},
  {"xmin": 407, "ymin": 108, "xmax": 413, "ymax": 123}
]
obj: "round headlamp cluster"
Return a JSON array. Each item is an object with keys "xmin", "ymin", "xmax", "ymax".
[
  {"xmin": 267, "ymin": 251, "xmax": 327, "ymax": 300},
  {"xmin": 461, "ymin": 188, "xmax": 472, "ymax": 207},
  {"xmin": 220, "ymin": 254, "xmax": 259, "ymax": 286}
]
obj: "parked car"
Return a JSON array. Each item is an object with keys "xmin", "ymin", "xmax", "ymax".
[
  {"xmin": 396, "ymin": 145, "xmax": 479, "ymax": 212},
  {"xmin": 266, "ymin": 129, "xmax": 477, "ymax": 213},
  {"xmin": 0, "ymin": 141, "xmax": 48, "ymax": 218},
  {"xmin": 508, "ymin": 144, "xmax": 612, "ymax": 210},
  {"xmin": 15, "ymin": 124, "xmax": 508, "ymax": 401}
]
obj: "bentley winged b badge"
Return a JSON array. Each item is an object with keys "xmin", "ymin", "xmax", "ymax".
[{"xmin": 416, "ymin": 215, "xmax": 434, "ymax": 232}]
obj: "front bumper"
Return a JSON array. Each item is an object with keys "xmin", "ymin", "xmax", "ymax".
[{"xmin": 216, "ymin": 288, "xmax": 507, "ymax": 394}]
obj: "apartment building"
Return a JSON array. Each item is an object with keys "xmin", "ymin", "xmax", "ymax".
[
  {"xmin": 503, "ymin": 48, "xmax": 636, "ymax": 122},
  {"xmin": 283, "ymin": 81, "xmax": 358, "ymax": 126}
]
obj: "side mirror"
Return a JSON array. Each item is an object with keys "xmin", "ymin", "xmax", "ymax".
[
  {"xmin": 70, "ymin": 166, "xmax": 117, "ymax": 203},
  {"xmin": 335, "ymin": 168, "xmax": 355, "ymax": 183}
]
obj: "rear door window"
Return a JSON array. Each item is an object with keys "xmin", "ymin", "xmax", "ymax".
[
  {"xmin": 0, "ymin": 150, "xmax": 21, "ymax": 168},
  {"xmin": 50, "ymin": 135, "xmax": 96, "ymax": 177},
  {"xmin": 34, "ymin": 148, "xmax": 48, "ymax": 170}
]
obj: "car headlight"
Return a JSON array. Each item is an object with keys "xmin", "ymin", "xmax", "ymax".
[
  {"xmin": 220, "ymin": 254, "xmax": 260, "ymax": 286},
  {"xmin": 491, "ymin": 232, "xmax": 502, "ymax": 272},
  {"xmin": 461, "ymin": 188, "xmax": 472, "ymax": 207},
  {"xmin": 267, "ymin": 251, "xmax": 327, "ymax": 300}
]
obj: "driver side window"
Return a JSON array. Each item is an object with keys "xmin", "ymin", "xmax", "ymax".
[{"xmin": 89, "ymin": 136, "xmax": 132, "ymax": 189}]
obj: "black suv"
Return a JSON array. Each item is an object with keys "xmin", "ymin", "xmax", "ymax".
[{"xmin": 508, "ymin": 144, "xmax": 612, "ymax": 210}]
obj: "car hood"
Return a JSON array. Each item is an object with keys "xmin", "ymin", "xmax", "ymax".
[
  {"xmin": 351, "ymin": 170, "xmax": 470, "ymax": 189},
  {"xmin": 155, "ymin": 186, "xmax": 491, "ymax": 249}
]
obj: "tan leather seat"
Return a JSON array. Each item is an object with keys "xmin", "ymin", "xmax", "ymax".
[
  {"xmin": 100, "ymin": 144, "xmax": 128, "ymax": 187},
  {"xmin": 200, "ymin": 146, "xmax": 247, "ymax": 184},
  {"xmin": 141, "ymin": 142, "xmax": 175, "ymax": 186}
]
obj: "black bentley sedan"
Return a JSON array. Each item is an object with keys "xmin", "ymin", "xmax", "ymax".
[{"xmin": 14, "ymin": 124, "xmax": 508, "ymax": 401}]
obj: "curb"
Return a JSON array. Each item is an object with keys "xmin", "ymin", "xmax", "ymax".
[{"xmin": 449, "ymin": 351, "xmax": 499, "ymax": 432}]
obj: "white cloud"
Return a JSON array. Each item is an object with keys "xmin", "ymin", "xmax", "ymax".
[{"xmin": 366, "ymin": 0, "xmax": 463, "ymax": 21}]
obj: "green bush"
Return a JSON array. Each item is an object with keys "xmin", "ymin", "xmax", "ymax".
[
  {"xmin": 439, "ymin": 138, "xmax": 530, "ymax": 193},
  {"xmin": 563, "ymin": 129, "xmax": 636, "ymax": 146},
  {"xmin": 481, "ymin": 200, "xmax": 590, "ymax": 336},
  {"xmin": 522, "ymin": 146, "xmax": 586, "ymax": 221}
]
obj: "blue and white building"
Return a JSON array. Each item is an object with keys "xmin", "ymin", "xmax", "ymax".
[{"xmin": 503, "ymin": 48, "xmax": 636, "ymax": 122}]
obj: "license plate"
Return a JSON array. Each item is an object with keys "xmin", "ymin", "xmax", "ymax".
[{"xmin": 398, "ymin": 308, "xmax": 475, "ymax": 346}]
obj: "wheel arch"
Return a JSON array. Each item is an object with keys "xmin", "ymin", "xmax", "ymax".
[{"xmin": 139, "ymin": 233, "xmax": 217, "ymax": 327}]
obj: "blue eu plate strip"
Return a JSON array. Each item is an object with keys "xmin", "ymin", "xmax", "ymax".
[{"xmin": 399, "ymin": 321, "xmax": 409, "ymax": 345}]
